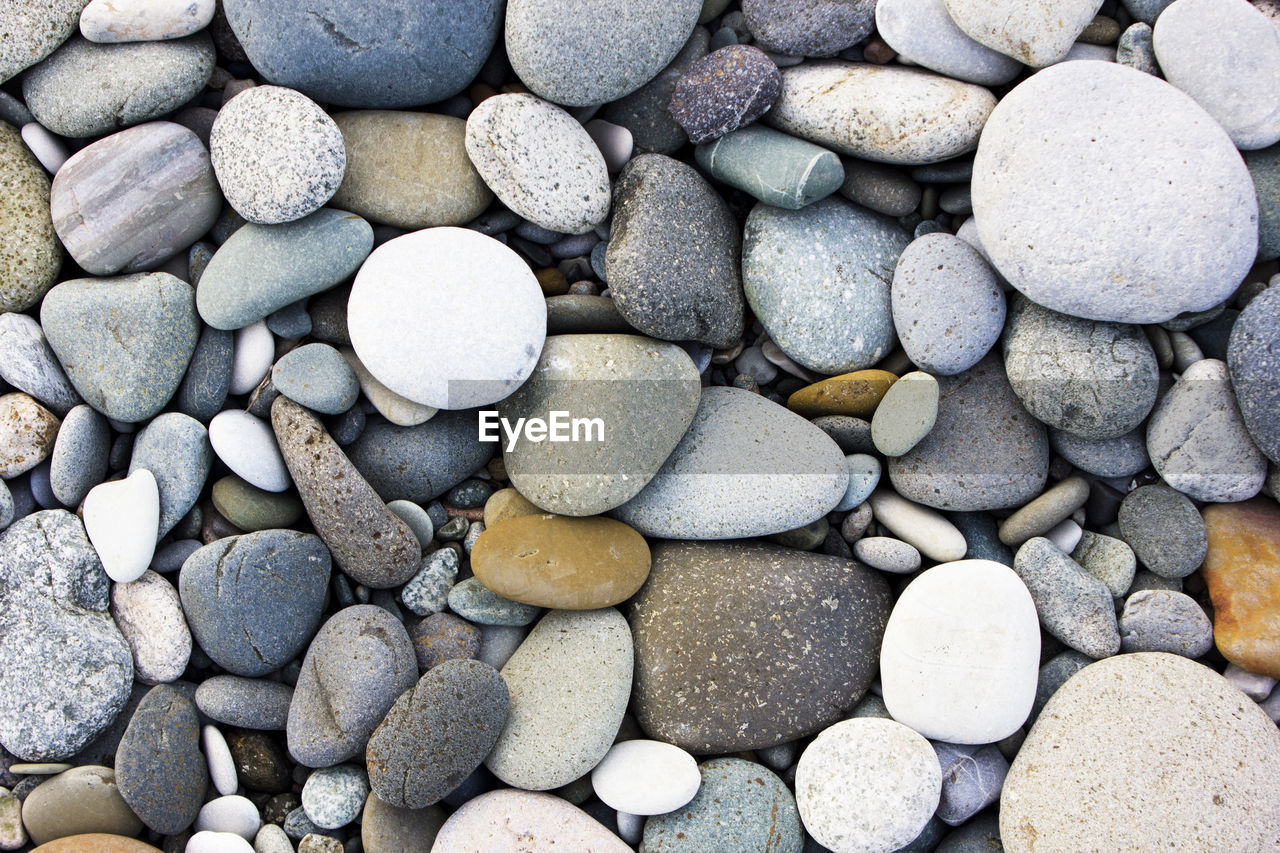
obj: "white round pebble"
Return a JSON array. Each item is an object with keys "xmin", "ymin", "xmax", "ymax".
[
  {"xmin": 20, "ymin": 123, "xmax": 68, "ymax": 174},
  {"xmin": 347, "ymin": 227, "xmax": 547, "ymax": 410},
  {"xmin": 109, "ymin": 569, "xmax": 192, "ymax": 684},
  {"xmin": 194, "ymin": 795, "xmax": 261, "ymax": 840},
  {"xmin": 80, "ymin": 0, "xmax": 216, "ymax": 43},
  {"xmin": 796, "ymin": 717, "xmax": 942, "ymax": 853},
  {"xmin": 82, "ymin": 468, "xmax": 160, "ymax": 583},
  {"xmin": 866, "ymin": 488, "xmax": 967, "ymax": 562},
  {"xmin": 880, "ymin": 559, "xmax": 1041, "ymax": 744},
  {"xmin": 585, "ymin": 118, "xmax": 634, "ymax": 173},
  {"xmin": 186, "ymin": 831, "xmax": 255, "ymax": 853},
  {"xmin": 590, "ymin": 739, "xmax": 701, "ymax": 816},
  {"xmin": 203, "ymin": 724, "xmax": 239, "ymax": 796},
  {"xmin": 208, "ymin": 410, "xmax": 291, "ymax": 493},
  {"xmin": 253, "ymin": 824, "xmax": 294, "ymax": 853},
  {"xmin": 835, "ymin": 454, "xmax": 881, "ymax": 512},
  {"xmin": 229, "ymin": 320, "xmax": 274, "ymax": 396},
  {"xmin": 301, "ymin": 764, "xmax": 369, "ymax": 830}
]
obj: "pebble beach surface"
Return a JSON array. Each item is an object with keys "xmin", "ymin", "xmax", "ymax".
[{"xmin": 0, "ymin": 1, "xmax": 1279, "ymax": 852}]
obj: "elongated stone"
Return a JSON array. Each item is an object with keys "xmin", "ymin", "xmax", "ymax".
[
  {"xmin": 50, "ymin": 122, "xmax": 219, "ymax": 275},
  {"xmin": 0, "ymin": 121, "xmax": 60, "ymax": 313},
  {"xmin": 695, "ymin": 125, "xmax": 844, "ymax": 210}
]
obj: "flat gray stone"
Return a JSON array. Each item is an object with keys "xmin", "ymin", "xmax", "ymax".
[
  {"xmin": 194, "ymin": 675, "xmax": 294, "ymax": 730},
  {"xmin": 1049, "ymin": 428, "xmax": 1150, "ymax": 478},
  {"xmin": 272, "ymin": 343, "xmax": 359, "ymax": 415},
  {"xmin": 876, "ymin": 0, "xmax": 1021, "ymax": 85},
  {"xmin": 48, "ymin": 404, "xmax": 109, "ymax": 507},
  {"xmin": 1245, "ymin": 143, "xmax": 1280, "ymax": 262},
  {"xmin": 972, "ymin": 61, "xmax": 1257, "ymax": 324},
  {"xmin": 129, "ymin": 413, "xmax": 211, "ymax": 539},
  {"xmin": 1014, "ymin": 537, "xmax": 1121, "ymax": 659},
  {"xmin": 1118, "ymin": 589, "xmax": 1213, "ymax": 657},
  {"xmin": 0, "ymin": 313, "xmax": 79, "ymax": 416}
]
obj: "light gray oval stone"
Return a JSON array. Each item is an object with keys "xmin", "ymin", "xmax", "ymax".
[
  {"xmin": 272, "ymin": 343, "xmax": 359, "ymax": 416},
  {"xmin": 49, "ymin": 404, "xmax": 109, "ymax": 507},
  {"xmin": 876, "ymin": 0, "xmax": 1022, "ymax": 85},
  {"xmin": 972, "ymin": 61, "xmax": 1258, "ymax": 324},
  {"xmin": 0, "ymin": 313, "xmax": 78, "ymax": 417},
  {"xmin": 1118, "ymin": 589, "xmax": 1213, "ymax": 657},
  {"xmin": 943, "ymin": 0, "xmax": 1102, "ymax": 66},
  {"xmin": 1014, "ymin": 537, "xmax": 1121, "ymax": 659},
  {"xmin": 129, "ymin": 413, "xmax": 211, "ymax": 539}
]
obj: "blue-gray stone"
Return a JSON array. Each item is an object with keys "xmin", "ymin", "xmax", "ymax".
[
  {"xmin": 743, "ymin": 196, "xmax": 909, "ymax": 373},
  {"xmin": 267, "ymin": 300, "xmax": 314, "ymax": 338},
  {"xmin": 446, "ymin": 578, "xmax": 539, "ymax": 626},
  {"xmin": 642, "ymin": 757, "xmax": 803, "ymax": 852},
  {"xmin": 41, "ymin": 272, "xmax": 199, "ymax": 423},
  {"xmin": 671, "ymin": 45, "xmax": 782, "ymax": 144},
  {"xmin": 152, "ymin": 539, "xmax": 202, "ymax": 574},
  {"xmin": 400, "ymin": 548, "xmax": 458, "ymax": 617},
  {"xmin": 196, "ymin": 208, "xmax": 374, "ymax": 331},
  {"xmin": 176, "ymin": 325, "xmax": 233, "ymax": 422},
  {"xmin": 695, "ymin": 124, "xmax": 843, "ymax": 209},
  {"xmin": 129, "ymin": 412, "xmax": 211, "ymax": 539},
  {"xmin": 272, "ymin": 343, "xmax": 360, "ymax": 415},
  {"xmin": 48, "ymin": 404, "xmax": 110, "ymax": 508},
  {"xmin": 195, "ymin": 675, "xmax": 294, "ymax": 731},
  {"xmin": 1013, "ymin": 537, "xmax": 1120, "ymax": 659},
  {"xmin": 346, "ymin": 410, "xmax": 493, "ymax": 504},
  {"xmin": 0, "ymin": 312, "xmax": 80, "ymax": 416},
  {"xmin": 932, "ymin": 741, "xmax": 1007, "ymax": 826},
  {"xmin": 178, "ymin": 530, "xmax": 331, "ymax": 677},
  {"xmin": 1247, "ymin": 144, "xmax": 1280, "ymax": 262},
  {"xmin": 1117, "ymin": 22, "xmax": 1160, "ymax": 76},
  {"xmin": 327, "ymin": 405, "xmax": 365, "ymax": 446},
  {"xmin": 948, "ymin": 511, "xmax": 1012, "ymax": 566},
  {"xmin": 1049, "ymin": 427, "xmax": 1151, "ymax": 479},
  {"xmin": 222, "ymin": 0, "xmax": 502, "ymax": 108},
  {"xmin": 934, "ymin": 813, "xmax": 1001, "ymax": 853},
  {"xmin": 1228, "ymin": 285, "xmax": 1280, "ymax": 463},
  {"xmin": 1030, "ymin": 649, "xmax": 1092, "ymax": 722},
  {"xmin": 114, "ymin": 684, "xmax": 207, "ymax": 834}
]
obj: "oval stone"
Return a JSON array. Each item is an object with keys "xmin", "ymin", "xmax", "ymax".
[
  {"xmin": 432, "ymin": 789, "xmax": 630, "ymax": 852},
  {"xmin": 1228, "ymin": 285, "xmax": 1280, "ymax": 463},
  {"xmin": 1001, "ymin": 653, "xmax": 1280, "ymax": 851},
  {"xmin": 115, "ymin": 684, "xmax": 208, "ymax": 834},
  {"xmin": 612, "ymin": 386, "xmax": 847, "ymax": 539},
  {"xmin": 0, "ymin": 121, "xmax": 60, "ymax": 313},
  {"xmin": 21, "ymin": 765, "xmax": 142, "ymax": 845},
  {"xmin": 880, "ymin": 560, "xmax": 1040, "ymax": 744},
  {"xmin": 471, "ymin": 514, "xmax": 651, "ymax": 609},
  {"xmin": 943, "ymin": 0, "xmax": 1102, "ymax": 66},
  {"xmin": 972, "ymin": 61, "xmax": 1257, "ymax": 324},
  {"xmin": 1201, "ymin": 499, "xmax": 1280, "ymax": 679},
  {"xmin": 590, "ymin": 739, "xmax": 699, "ymax": 816}
]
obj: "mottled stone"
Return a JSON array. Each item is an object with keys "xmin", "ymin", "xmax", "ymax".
[
  {"xmin": 1014, "ymin": 537, "xmax": 1120, "ymax": 659},
  {"xmin": 694, "ymin": 125, "xmax": 844, "ymax": 210},
  {"xmin": 20, "ymin": 765, "xmax": 142, "ymax": 845},
  {"xmin": 742, "ymin": 0, "xmax": 875, "ymax": 56},
  {"xmin": 48, "ymin": 404, "xmax": 107, "ymax": 506},
  {"xmin": 0, "ymin": 0, "xmax": 90, "ymax": 83},
  {"xmin": 669, "ymin": 45, "xmax": 781, "ymax": 143},
  {"xmin": 1118, "ymin": 589, "xmax": 1213, "ymax": 657},
  {"xmin": 115, "ymin": 685, "xmax": 207, "ymax": 834},
  {"xmin": 1202, "ymin": 499, "xmax": 1280, "ymax": 678},
  {"xmin": 1117, "ymin": 484, "xmax": 1206, "ymax": 579},
  {"xmin": 944, "ymin": 0, "xmax": 1102, "ymax": 66},
  {"xmin": 0, "ymin": 122, "xmax": 60, "ymax": 313},
  {"xmin": 129, "ymin": 412, "xmax": 211, "ymax": 539},
  {"xmin": 194, "ymin": 676, "xmax": 293, "ymax": 731},
  {"xmin": 876, "ymin": 0, "xmax": 1022, "ymax": 85},
  {"xmin": 1229, "ymin": 285, "xmax": 1280, "ymax": 463},
  {"xmin": 0, "ymin": 394, "xmax": 59, "ymax": 479}
]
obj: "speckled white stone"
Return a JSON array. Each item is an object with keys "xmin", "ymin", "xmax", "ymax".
[
  {"xmin": 80, "ymin": 0, "xmax": 215, "ymax": 43},
  {"xmin": 83, "ymin": 469, "xmax": 159, "ymax": 583},
  {"xmin": 943, "ymin": 0, "xmax": 1103, "ymax": 67},
  {"xmin": 229, "ymin": 320, "xmax": 273, "ymax": 394},
  {"xmin": 110, "ymin": 569, "xmax": 191, "ymax": 684}
]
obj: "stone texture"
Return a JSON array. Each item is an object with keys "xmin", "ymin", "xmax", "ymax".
[
  {"xmin": 346, "ymin": 411, "xmax": 492, "ymax": 504},
  {"xmin": 631, "ymin": 540, "xmax": 890, "ymax": 753},
  {"xmin": 79, "ymin": 0, "xmax": 215, "ymax": 42},
  {"xmin": 1117, "ymin": 483, "xmax": 1207, "ymax": 579},
  {"xmin": 1014, "ymin": 537, "xmax": 1121, "ymax": 659},
  {"xmin": 668, "ymin": 45, "xmax": 781, "ymax": 143},
  {"xmin": 109, "ymin": 570, "xmax": 191, "ymax": 684},
  {"xmin": 1229, "ymin": 285, "xmax": 1280, "ymax": 463},
  {"xmin": 1202, "ymin": 499, "xmax": 1280, "ymax": 678},
  {"xmin": 1118, "ymin": 589, "xmax": 1214, "ymax": 657},
  {"xmin": 766, "ymin": 62, "xmax": 996, "ymax": 165},
  {"xmin": 694, "ymin": 124, "xmax": 845, "ymax": 210},
  {"xmin": 48, "ymin": 404, "xmax": 107, "ymax": 506},
  {"xmin": 115, "ymin": 684, "xmax": 207, "ymax": 834},
  {"xmin": 875, "ymin": 0, "xmax": 1022, "ymax": 86},
  {"xmin": 0, "ymin": 122, "xmax": 60, "ymax": 313},
  {"xmin": 129, "ymin": 412, "xmax": 211, "ymax": 539},
  {"xmin": 972, "ymin": 61, "xmax": 1257, "ymax": 324},
  {"xmin": 0, "ymin": 0, "xmax": 90, "ymax": 83},
  {"xmin": 742, "ymin": 0, "xmax": 875, "ymax": 56},
  {"xmin": 0, "ymin": 394, "xmax": 59, "ymax": 479},
  {"xmin": 1001, "ymin": 653, "xmax": 1280, "ymax": 851},
  {"xmin": 20, "ymin": 765, "xmax": 142, "ymax": 845},
  {"xmin": 431, "ymin": 789, "xmax": 630, "ymax": 852},
  {"xmin": 271, "ymin": 396, "xmax": 421, "ymax": 589},
  {"xmin": 943, "ymin": 0, "xmax": 1103, "ymax": 66},
  {"xmin": 605, "ymin": 154, "xmax": 744, "ymax": 348},
  {"xmin": 598, "ymin": 27, "xmax": 709, "ymax": 154}
]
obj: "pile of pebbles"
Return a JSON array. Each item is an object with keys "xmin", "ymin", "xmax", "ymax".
[{"xmin": 2, "ymin": 0, "xmax": 1280, "ymax": 851}]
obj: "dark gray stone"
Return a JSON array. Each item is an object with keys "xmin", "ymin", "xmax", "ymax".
[
  {"xmin": 115, "ymin": 684, "xmax": 207, "ymax": 834},
  {"xmin": 346, "ymin": 410, "xmax": 492, "ymax": 504},
  {"xmin": 1013, "ymin": 537, "xmax": 1121, "ymax": 659},
  {"xmin": 176, "ymin": 325, "xmax": 233, "ymax": 422},
  {"xmin": 1228, "ymin": 285, "xmax": 1280, "ymax": 463},
  {"xmin": 48, "ymin": 404, "xmax": 109, "ymax": 508},
  {"xmin": 742, "ymin": 0, "xmax": 875, "ymax": 56},
  {"xmin": 670, "ymin": 45, "xmax": 781, "ymax": 143},
  {"xmin": 932, "ymin": 742, "xmax": 1007, "ymax": 826},
  {"xmin": 1118, "ymin": 589, "xmax": 1213, "ymax": 657},
  {"xmin": 1117, "ymin": 483, "xmax": 1207, "ymax": 580}
]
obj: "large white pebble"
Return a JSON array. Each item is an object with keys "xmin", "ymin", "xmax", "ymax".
[
  {"xmin": 186, "ymin": 831, "xmax": 254, "ymax": 853},
  {"xmin": 208, "ymin": 410, "xmax": 291, "ymax": 492},
  {"xmin": 347, "ymin": 227, "xmax": 546, "ymax": 410},
  {"xmin": 866, "ymin": 488, "xmax": 966, "ymax": 561},
  {"xmin": 465, "ymin": 93, "xmax": 611, "ymax": 235},
  {"xmin": 83, "ymin": 469, "xmax": 160, "ymax": 583},
  {"xmin": 229, "ymin": 320, "xmax": 274, "ymax": 395},
  {"xmin": 590, "ymin": 739, "xmax": 700, "ymax": 816},
  {"xmin": 80, "ymin": 0, "xmax": 216, "ymax": 43},
  {"xmin": 880, "ymin": 560, "xmax": 1040, "ymax": 744},
  {"xmin": 203, "ymin": 724, "xmax": 238, "ymax": 796},
  {"xmin": 796, "ymin": 718, "xmax": 941, "ymax": 853},
  {"xmin": 194, "ymin": 795, "xmax": 261, "ymax": 840},
  {"xmin": 110, "ymin": 569, "xmax": 192, "ymax": 684}
]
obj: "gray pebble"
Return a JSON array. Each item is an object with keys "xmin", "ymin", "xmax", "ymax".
[
  {"xmin": 1071, "ymin": 530, "xmax": 1137, "ymax": 599},
  {"xmin": 0, "ymin": 313, "xmax": 80, "ymax": 416},
  {"xmin": 129, "ymin": 412, "xmax": 211, "ymax": 539},
  {"xmin": 1117, "ymin": 22, "xmax": 1160, "ymax": 75},
  {"xmin": 272, "ymin": 343, "xmax": 360, "ymax": 416},
  {"xmin": 194, "ymin": 675, "xmax": 294, "ymax": 731},
  {"xmin": 302, "ymin": 764, "xmax": 368, "ymax": 830},
  {"xmin": 1228, "ymin": 286, "xmax": 1280, "ymax": 463},
  {"xmin": 400, "ymin": 549, "xmax": 459, "ymax": 617},
  {"xmin": 176, "ymin": 326, "xmax": 233, "ymax": 422},
  {"xmin": 447, "ymin": 578, "xmax": 540, "ymax": 627},
  {"xmin": 742, "ymin": 0, "xmax": 874, "ymax": 56},
  {"xmin": 670, "ymin": 45, "xmax": 781, "ymax": 143},
  {"xmin": 48, "ymin": 404, "xmax": 109, "ymax": 508},
  {"xmin": 933, "ymin": 742, "xmax": 1007, "ymax": 826},
  {"xmin": 1031, "ymin": 649, "xmax": 1093, "ymax": 721},
  {"xmin": 839, "ymin": 159, "xmax": 921, "ymax": 217},
  {"xmin": 267, "ymin": 301, "xmax": 314, "ymax": 339},
  {"xmin": 1117, "ymin": 483, "xmax": 1207, "ymax": 579},
  {"xmin": 1118, "ymin": 589, "xmax": 1213, "ymax": 657},
  {"xmin": 852, "ymin": 537, "xmax": 921, "ymax": 574},
  {"xmin": 346, "ymin": 411, "xmax": 492, "ymax": 504},
  {"xmin": 1014, "ymin": 537, "xmax": 1120, "ymax": 659},
  {"xmin": 1050, "ymin": 428, "xmax": 1150, "ymax": 478}
]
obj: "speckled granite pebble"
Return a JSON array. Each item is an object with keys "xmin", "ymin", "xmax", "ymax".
[{"xmin": 669, "ymin": 45, "xmax": 780, "ymax": 143}]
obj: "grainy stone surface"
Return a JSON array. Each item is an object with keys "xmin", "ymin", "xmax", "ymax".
[
  {"xmin": 115, "ymin": 685, "xmax": 207, "ymax": 834},
  {"xmin": 668, "ymin": 45, "xmax": 781, "ymax": 143},
  {"xmin": 0, "ymin": 122, "xmax": 60, "ymax": 313}
]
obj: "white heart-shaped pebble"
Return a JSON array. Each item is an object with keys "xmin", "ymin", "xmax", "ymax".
[
  {"xmin": 208, "ymin": 410, "xmax": 291, "ymax": 492},
  {"xmin": 83, "ymin": 468, "xmax": 159, "ymax": 583}
]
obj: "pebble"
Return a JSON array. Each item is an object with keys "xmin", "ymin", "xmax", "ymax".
[
  {"xmin": 286, "ymin": 605, "xmax": 417, "ymax": 768},
  {"xmin": 766, "ymin": 62, "xmax": 995, "ymax": 164},
  {"xmin": 787, "ymin": 370, "xmax": 898, "ymax": 418},
  {"xmin": 836, "ymin": 453, "xmax": 881, "ymax": 512},
  {"xmin": 1049, "ymin": 427, "xmax": 1150, "ymax": 478},
  {"xmin": 871, "ymin": 371, "xmax": 938, "ymax": 457},
  {"xmin": 669, "ymin": 45, "xmax": 780, "ymax": 143},
  {"xmin": 741, "ymin": 0, "xmax": 875, "ymax": 56},
  {"xmin": 110, "ymin": 570, "xmax": 191, "ymax": 684},
  {"xmin": 876, "ymin": 0, "xmax": 1021, "ymax": 85},
  {"xmin": 130, "ymin": 412, "xmax": 211, "ymax": 539},
  {"xmin": 852, "ymin": 536, "xmax": 920, "ymax": 573},
  {"xmin": 40, "ymin": 272, "xmax": 199, "ymax": 423},
  {"xmin": 1225, "ymin": 663, "xmax": 1278, "ymax": 701},
  {"xmin": 271, "ymin": 344, "xmax": 358, "ymax": 415},
  {"xmin": 194, "ymin": 676, "xmax": 293, "ymax": 731},
  {"xmin": 178, "ymin": 530, "xmax": 330, "ymax": 677},
  {"xmin": 0, "ymin": 122, "xmax": 60, "ymax": 313},
  {"xmin": 695, "ymin": 124, "xmax": 844, "ymax": 210},
  {"xmin": 330, "ymin": 111, "xmax": 491, "ymax": 229},
  {"xmin": 1014, "ymin": 537, "xmax": 1120, "ymax": 659},
  {"xmin": 497, "ymin": 334, "xmax": 700, "ymax": 516},
  {"xmin": 347, "ymin": 228, "xmax": 545, "ymax": 410},
  {"xmin": 590, "ymin": 739, "xmax": 698, "ymax": 816},
  {"xmin": 272, "ymin": 397, "xmax": 421, "ymax": 588},
  {"xmin": 366, "ymin": 659, "xmax": 508, "ymax": 808},
  {"xmin": 743, "ymin": 197, "xmax": 909, "ymax": 373},
  {"xmin": 0, "ymin": 0, "xmax": 87, "ymax": 82},
  {"xmin": 197, "ymin": 209, "xmax": 373, "ymax": 332},
  {"xmin": 0, "ymin": 314, "xmax": 78, "ymax": 416},
  {"xmin": 195, "ymin": 795, "xmax": 260, "ymax": 839},
  {"xmin": 50, "ymin": 121, "xmax": 219, "ymax": 277},
  {"xmin": 221, "ymin": 0, "xmax": 500, "ymax": 108},
  {"xmin": 209, "ymin": 86, "xmax": 345, "ymax": 225},
  {"xmin": 0, "ymin": 394, "xmax": 59, "ymax": 479},
  {"xmin": 631, "ymin": 541, "xmax": 889, "ymax": 752},
  {"xmin": 1147, "ymin": 358, "xmax": 1267, "ymax": 501},
  {"xmin": 186, "ymin": 832, "xmax": 253, "ymax": 853},
  {"xmin": 1118, "ymin": 589, "xmax": 1213, "ymax": 657},
  {"xmin": 485, "ymin": 609, "xmax": 632, "ymax": 791},
  {"xmin": 20, "ymin": 765, "xmax": 142, "ymax": 844},
  {"xmin": 641, "ymin": 757, "xmax": 802, "ymax": 852},
  {"xmin": 1002, "ymin": 653, "xmax": 1280, "ymax": 850},
  {"xmin": 230, "ymin": 322, "xmax": 274, "ymax": 397},
  {"xmin": 21, "ymin": 34, "xmax": 215, "ymax": 138},
  {"xmin": 300, "ymin": 765, "xmax": 367, "ymax": 829},
  {"xmin": 505, "ymin": 0, "xmax": 701, "ymax": 106},
  {"xmin": 933, "ymin": 742, "xmax": 1007, "ymax": 826},
  {"xmin": 605, "ymin": 154, "xmax": 744, "ymax": 348},
  {"xmin": 796, "ymin": 717, "xmax": 941, "ymax": 853},
  {"xmin": 211, "ymin": 476, "xmax": 303, "ymax": 532},
  {"xmin": 599, "ymin": 27, "xmax": 710, "ymax": 154},
  {"xmin": 1117, "ymin": 21, "xmax": 1160, "ymax": 73},
  {"xmin": 1002, "ymin": 295, "xmax": 1159, "ymax": 439},
  {"xmin": 29, "ymin": 836, "xmax": 162, "ymax": 853},
  {"xmin": 881, "ymin": 559, "xmax": 1039, "ymax": 744},
  {"xmin": 1116, "ymin": 484, "xmax": 1207, "ymax": 579},
  {"xmin": 465, "ymin": 94, "xmax": 610, "ymax": 235},
  {"xmin": 584, "ymin": 119, "xmax": 633, "ymax": 173},
  {"xmin": 82, "ymin": 469, "xmax": 159, "ymax": 583},
  {"xmin": 887, "ymin": 355, "xmax": 1049, "ymax": 511},
  {"xmin": 972, "ymin": 61, "xmax": 1257, "ymax": 324},
  {"xmin": 839, "ymin": 159, "xmax": 921, "ymax": 217},
  {"xmin": 46, "ymin": 405, "xmax": 106, "ymax": 507},
  {"xmin": 208, "ymin": 411, "xmax": 291, "ymax": 493},
  {"xmin": 115, "ymin": 684, "xmax": 207, "ymax": 834},
  {"xmin": 409, "ymin": 612, "xmax": 480, "ymax": 672},
  {"xmin": 399, "ymin": 549, "xmax": 458, "ymax": 617},
  {"xmin": 472, "ymin": 515, "xmax": 650, "ymax": 609},
  {"xmin": 201, "ymin": 725, "xmax": 237, "ymax": 796},
  {"xmin": 177, "ymin": 327, "xmax": 232, "ymax": 422},
  {"xmin": 1202, "ymin": 499, "xmax": 1280, "ymax": 678},
  {"xmin": 446, "ymin": 578, "xmax": 539, "ymax": 626},
  {"xmin": 1228, "ymin": 285, "xmax": 1280, "ymax": 463},
  {"xmin": 1071, "ymin": 530, "xmax": 1137, "ymax": 598},
  {"xmin": 1154, "ymin": 0, "xmax": 1280, "ymax": 149},
  {"xmin": 432, "ymin": 789, "xmax": 630, "ymax": 852},
  {"xmin": 346, "ymin": 412, "xmax": 490, "ymax": 503},
  {"xmin": 360, "ymin": 796, "xmax": 446, "ymax": 853},
  {"xmin": 944, "ymin": 0, "xmax": 1101, "ymax": 66},
  {"xmin": 612, "ymin": 386, "xmax": 847, "ymax": 538},
  {"xmin": 80, "ymin": 0, "xmax": 215, "ymax": 42},
  {"xmin": 866, "ymin": 488, "xmax": 967, "ymax": 561},
  {"xmin": 998, "ymin": 476, "xmax": 1091, "ymax": 547}
]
